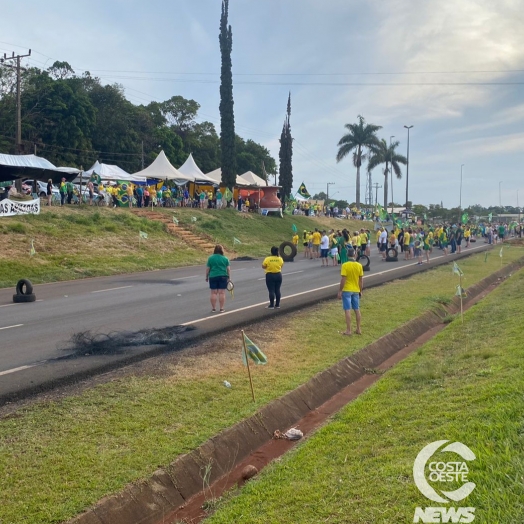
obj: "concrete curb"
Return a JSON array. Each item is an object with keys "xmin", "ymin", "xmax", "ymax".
[{"xmin": 67, "ymin": 257, "xmax": 523, "ymax": 524}]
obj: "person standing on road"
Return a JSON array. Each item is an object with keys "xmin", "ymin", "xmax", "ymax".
[
  {"xmin": 320, "ymin": 230, "xmax": 330, "ymax": 266},
  {"xmin": 312, "ymin": 228, "xmax": 321, "ymax": 259},
  {"xmin": 206, "ymin": 244, "xmax": 231, "ymax": 313},
  {"xmin": 262, "ymin": 246, "xmax": 284, "ymax": 309},
  {"xmin": 379, "ymin": 227, "xmax": 388, "ymax": 260},
  {"xmin": 337, "ymin": 248, "xmax": 363, "ymax": 336}
]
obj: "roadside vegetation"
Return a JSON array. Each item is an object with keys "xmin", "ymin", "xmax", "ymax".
[
  {"xmin": 0, "ymin": 248, "xmax": 522, "ymax": 523},
  {"xmin": 206, "ymin": 268, "xmax": 524, "ymax": 523},
  {"xmin": 0, "ymin": 206, "xmax": 367, "ymax": 288}
]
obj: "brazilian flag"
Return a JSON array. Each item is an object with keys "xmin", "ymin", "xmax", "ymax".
[
  {"xmin": 242, "ymin": 333, "xmax": 268, "ymax": 365},
  {"xmin": 461, "ymin": 213, "xmax": 468, "ymax": 224},
  {"xmin": 90, "ymin": 173, "xmax": 102, "ymax": 184},
  {"xmin": 298, "ymin": 182, "xmax": 311, "ymax": 199}
]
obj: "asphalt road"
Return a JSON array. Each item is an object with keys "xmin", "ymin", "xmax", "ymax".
[{"xmin": 0, "ymin": 242, "xmax": 492, "ymax": 401}]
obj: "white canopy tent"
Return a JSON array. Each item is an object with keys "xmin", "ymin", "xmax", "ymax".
[
  {"xmin": 0, "ymin": 153, "xmax": 80, "ymax": 183},
  {"xmin": 240, "ymin": 171, "xmax": 267, "ymax": 187},
  {"xmin": 205, "ymin": 168, "xmax": 250, "ymax": 186},
  {"xmin": 131, "ymin": 151, "xmax": 193, "ymax": 184},
  {"xmin": 178, "ymin": 154, "xmax": 216, "ymax": 184},
  {"xmin": 85, "ymin": 161, "xmax": 146, "ymax": 183}
]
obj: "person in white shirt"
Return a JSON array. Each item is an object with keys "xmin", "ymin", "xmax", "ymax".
[
  {"xmin": 379, "ymin": 228, "xmax": 388, "ymax": 260},
  {"xmin": 320, "ymin": 231, "xmax": 330, "ymax": 266}
]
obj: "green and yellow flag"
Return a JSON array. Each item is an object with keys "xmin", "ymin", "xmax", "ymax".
[
  {"xmin": 30, "ymin": 239, "xmax": 36, "ymax": 257},
  {"xmin": 452, "ymin": 262, "xmax": 464, "ymax": 276},
  {"xmin": 297, "ymin": 182, "xmax": 311, "ymax": 199},
  {"xmin": 139, "ymin": 231, "xmax": 148, "ymax": 239},
  {"xmin": 242, "ymin": 333, "xmax": 268, "ymax": 365}
]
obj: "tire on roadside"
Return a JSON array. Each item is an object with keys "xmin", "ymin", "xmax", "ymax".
[
  {"xmin": 279, "ymin": 241, "xmax": 297, "ymax": 262},
  {"xmin": 358, "ymin": 255, "xmax": 370, "ymax": 270},
  {"xmin": 13, "ymin": 293, "xmax": 36, "ymax": 303},
  {"xmin": 386, "ymin": 247, "xmax": 398, "ymax": 262},
  {"xmin": 16, "ymin": 279, "xmax": 33, "ymax": 295}
]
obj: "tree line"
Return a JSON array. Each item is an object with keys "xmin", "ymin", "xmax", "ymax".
[{"xmin": 0, "ymin": 60, "xmax": 277, "ymax": 177}]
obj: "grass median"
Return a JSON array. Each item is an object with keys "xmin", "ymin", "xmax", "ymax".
[
  {"xmin": 0, "ymin": 206, "xmax": 366, "ymax": 288},
  {"xmin": 205, "ymin": 269, "xmax": 524, "ymax": 523},
  {"xmin": 0, "ymin": 247, "xmax": 522, "ymax": 524}
]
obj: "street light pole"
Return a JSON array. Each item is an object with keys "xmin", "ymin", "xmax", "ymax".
[
  {"xmin": 517, "ymin": 189, "xmax": 520, "ymax": 224},
  {"xmin": 459, "ymin": 164, "xmax": 464, "ymax": 224},
  {"xmin": 404, "ymin": 125, "xmax": 413, "ymax": 207},
  {"xmin": 389, "ymin": 135, "xmax": 395, "ymax": 214},
  {"xmin": 499, "ymin": 181, "xmax": 502, "ymax": 208}
]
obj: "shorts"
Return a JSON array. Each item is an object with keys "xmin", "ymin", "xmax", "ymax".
[
  {"xmin": 423, "ymin": 245, "xmax": 431, "ymax": 251},
  {"xmin": 379, "ymin": 244, "xmax": 387, "ymax": 252},
  {"xmin": 312, "ymin": 244, "xmax": 320, "ymax": 252},
  {"xmin": 209, "ymin": 276, "xmax": 228, "ymax": 290},
  {"xmin": 303, "ymin": 242, "xmax": 308, "ymax": 247},
  {"xmin": 457, "ymin": 240, "xmax": 462, "ymax": 246},
  {"xmin": 320, "ymin": 248, "xmax": 329, "ymax": 258},
  {"xmin": 342, "ymin": 291, "xmax": 360, "ymax": 310},
  {"xmin": 414, "ymin": 248, "xmax": 422, "ymax": 257}
]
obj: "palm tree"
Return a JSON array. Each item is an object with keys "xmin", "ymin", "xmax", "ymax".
[
  {"xmin": 336, "ymin": 115, "xmax": 381, "ymax": 209},
  {"xmin": 367, "ymin": 139, "xmax": 407, "ymax": 210}
]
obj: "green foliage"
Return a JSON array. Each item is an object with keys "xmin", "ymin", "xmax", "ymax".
[
  {"xmin": 278, "ymin": 93, "xmax": 293, "ymax": 201},
  {"xmin": 336, "ymin": 115, "xmax": 382, "ymax": 208},
  {"xmin": 219, "ymin": 0, "xmax": 237, "ymax": 192},
  {"xmin": 367, "ymin": 138, "xmax": 408, "ymax": 208}
]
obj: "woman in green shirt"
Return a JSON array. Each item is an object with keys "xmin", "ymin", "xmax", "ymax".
[{"xmin": 205, "ymin": 245, "xmax": 231, "ymax": 312}]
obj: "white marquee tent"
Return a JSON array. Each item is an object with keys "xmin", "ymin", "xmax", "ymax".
[
  {"xmin": 239, "ymin": 171, "xmax": 267, "ymax": 187},
  {"xmin": 178, "ymin": 154, "xmax": 216, "ymax": 184},
  {"xmin": 131, "ymin": 151, "xmax": 193, "ymax": 183},
  {"xmin": 85, "ymin": 161, "xmax": 146, "ymax": 183},
  {"xmin": 205, "ymin": 168, "xmax": 250, "ymax": 186}
]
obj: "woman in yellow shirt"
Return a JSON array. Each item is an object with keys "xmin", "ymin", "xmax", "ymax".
[{"xmin": 262, "ymin": 246, "xmax": 284, "ymax": 309}]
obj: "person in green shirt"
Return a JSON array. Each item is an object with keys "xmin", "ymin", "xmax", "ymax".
[
  {"xmin": 205, "ymin": 244, "xmax": 231, "ymax": 313},
  {"xmin": 66, "ymin": 181, "xmax": 74, "ymax": 204}
]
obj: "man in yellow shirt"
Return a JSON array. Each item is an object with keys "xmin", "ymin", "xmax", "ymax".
[
  {"xmin": 262, "ymin": 246, "xmax": 284, "ymax": 309},
  {"xmin": 311, "ymin": 228, "xmax": 321, "ymax": 258},
  {"xmin": 403, "ymin": 229, "xmax": 411, "ymax": 260},
  {"xmin": 337, "ymin": 248, "xmax": 364, "ymax": 335}
]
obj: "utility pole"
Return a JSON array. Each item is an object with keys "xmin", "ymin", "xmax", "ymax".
[
  {"xmin": 1, "ymin": 49, "xmax": 31, "ymax": 191},
  {"xmin": 373, "ymin": 183, "xmax": 382, "ymax": 207},
  {"xmin": 404, "ymin": 125, "xmax": 413, "ymax": 207}
]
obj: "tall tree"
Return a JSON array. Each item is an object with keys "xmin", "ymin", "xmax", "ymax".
[
  {"xmin": 367, "ymin": 138, "xmax": 407, "ymax": 210},
  {"xmin": 278, "ymin": 93, "xmax": 293, "ymax": 203},
  {"xmin": 219, "ymin": 0, "xmax": 237, "ymax": 200},
  {"xmin": 336, "ymin": 115, "xmax": 381, "ymax": 209}
]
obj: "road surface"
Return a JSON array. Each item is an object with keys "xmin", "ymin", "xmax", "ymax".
[{"xmin": 0, "ymin": 242, "xmax": 492, "ymax": 402}]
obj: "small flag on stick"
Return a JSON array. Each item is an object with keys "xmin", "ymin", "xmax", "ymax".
[
  {"xmin": 139, "ymin": 231, "xmax": 148, "ymax": 239},
  {"xmin": 242, "ymin": 332, "xmax": 267, "ymax": 366},
  {"xmin": 455, "ymin": 285, "xmax": 467, "ymax": 298},
  {"xmin": 484, "ymin": 252, "xmax": 489, "ymax": 263},
  {"xmin": 233, "ymin": 237, "xmax": 242, "ymax": 245},
  {"xmin": 499, "ymin": 247, "xmax": 503, "ymax": 258},
  {"xmin": 30, "ymin": 239, "xmax": 36, "ymax": 257},
  {"xmin": 452, "ymin": 262, "xmax": 463, "ymax": 276},
  {"xmin": 172, "ymin": 216, "xmax": 179, "ymax": 225},
  {"xmin": 241, "ymin": 331, "xmax": 267, "ymax": 403},
  {"xmin": 191, "ymin": 216, "xmax": 197, "ymax": 223},
  {"xmin": 292, "ymin": 224, "xmax": 298, "ymax": 233}
]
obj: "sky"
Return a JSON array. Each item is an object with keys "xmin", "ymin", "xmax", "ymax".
[{"xmin": 1, "ymin": 0, "xmax": 523, "ymax": 208}]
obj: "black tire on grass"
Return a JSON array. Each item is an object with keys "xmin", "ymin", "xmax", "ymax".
[
  {"xmin": 279, "ymin": 241, "xmax": 297, "ymax": 262},
  {"xmin": 13, "ymin": 293, "xmax": 36, "ymax": 303},
  {"xmin": 16, "ymin": 279, "xmax": 33, "ymax": 296}
]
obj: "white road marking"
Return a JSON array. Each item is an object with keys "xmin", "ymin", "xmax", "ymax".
[
  {"xmin": 91, "ymin": 286, "xmax": 133, "ymax": 294},
  {"xmin": 170, "ymin": 276, "xmax": 199, "ymax": 281},
  {"xmin": 183, "ymin": 244, "xmax": 493, "ymax": 326},
  {"xmin": 0, "ymin": 364, "xmax": 38, "ymax": 377},
  {"xmin": 0, "ymin": 324, "xmax": 23, "ymax": 331},
  {"xmin": 0, "ymin": 303, "xmax": 18, "ymax": 308}
]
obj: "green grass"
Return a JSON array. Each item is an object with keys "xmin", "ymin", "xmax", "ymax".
[
  {"xmin": 0, "ymin": 206, "xmax": 367, "ymax": 288},
  {"xmin": 205, "ymin": 272, "xmax": 524, "ymax": 523},
  {"xmin": 0, "ymin": 248, "xmax": 522, "ymax": 523}
]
